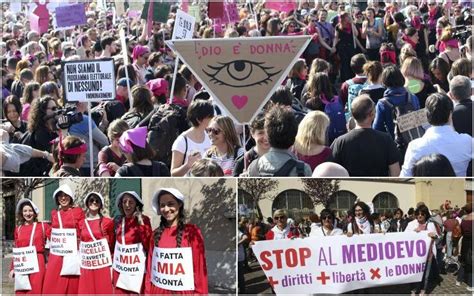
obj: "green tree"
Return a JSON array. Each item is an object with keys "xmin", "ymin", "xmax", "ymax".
[
  {"xmin": 238, "ymin": 179, "xmax": 279, "ymax": 219},
  {"xmin": 301, "ymin": 179, "xmax": 340, "ymax": 208}
]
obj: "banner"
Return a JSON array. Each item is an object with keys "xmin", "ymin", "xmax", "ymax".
[
  {"xmin": 55, "ymin": 3, "xmax": 87, "ymax": 29},
  {"xmin": 12, "ymin": 246, "xmax": 39, "ymax": 275},
  {"xmin": 151, "ymin": 247, "xmax": 194, "ymax": 291},
  {"xmin": 252, "ymin": 232, "xmax": 432, "ymax": 294},
  {"xmin": 80, "ymin": 238, "xmax": 112, "ymax": 269},
  {"xmin": 265, "ymin": 0, "xmax": 298, "ymax": 13},
  {"xmin": 166, "ymin": 36, "xmax": 310, "ymax": 123},
  {"xmin": 50, "ymin": 228, "xmax": 78, "ymax": 256},
  {"xmin": 62, "ymin": 59, "xmax": 116, "ymax": 102},
  {"xmin": 172, "ymin": 9, "xmax": 195, "ymax": 40}
]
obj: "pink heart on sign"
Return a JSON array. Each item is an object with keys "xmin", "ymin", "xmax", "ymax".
[{"xmin": 231, "ymin": 95, "xmax": 248, "ymax": 110}]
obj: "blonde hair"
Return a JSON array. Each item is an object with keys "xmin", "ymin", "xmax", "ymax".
[
  {"xmin": 273, "ymin": 209, "xmax": 288, "ymax": 218},
  {"xmin": 294, "ymin": 111, "xmax": 330, "ymax": 153},
  {"xmin": 107, "ymin": 119, "xmax": 129, "ymax": 141},
  {"xmin": 289, "ymin": 59, "xmax": 306, "ymax": 79},
  {"xmin": 399, "ymin": 44, "xmax": 416, "ymax": 65},
  {"xmin": 207, "ymin": 115, "xmax": 241, "ymax": 157},
  {"xmin": 401, "ymin": 57, "xmax": 424, "ymax": 80}
]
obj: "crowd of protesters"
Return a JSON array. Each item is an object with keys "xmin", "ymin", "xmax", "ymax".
[
  {"xmin": 238, "ymin": 201, "xmax": 473, "ymax": 294},
  {"xmin": 0, "ymin": 0, "xmax": 472, "ymax": 177}
]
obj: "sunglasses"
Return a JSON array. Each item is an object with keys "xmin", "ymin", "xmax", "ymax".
[
  {"xmin": 206, "ymin": 127, "xmax": 222, "ymax": 135},
  {"xmin": 428, "ymin": 3, "xmax": 435, "ymax": 6},
  {"xmin": 88, "ymin": 198, "xmax": 101, "ymax": 204},
  {"xmin": 47, "ymin": 106, "xmax": 58, "ymax": 111},
  {"xmin": 274, "ymin": 216, "xmax": 287, "ymax": 220}
]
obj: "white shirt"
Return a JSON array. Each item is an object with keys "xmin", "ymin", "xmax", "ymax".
[
  {"xmin": 310, "ymin": 226, "xmax": 343, "ymax": 237},
  {"xmin": 405, "ymin": 219, "xmax": 437, "ymax": 254},
  {"xmin": 171, "ymin": 133, "xmax": 212, "ymax": 163},
  {"xmin": 400, "ymin": 125, "xmax": 473, "ymax": 177}
]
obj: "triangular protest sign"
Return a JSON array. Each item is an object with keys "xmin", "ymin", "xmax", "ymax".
[{"xmin": 167, "ymin": 36, "xmax": 311, "ymax": 124}]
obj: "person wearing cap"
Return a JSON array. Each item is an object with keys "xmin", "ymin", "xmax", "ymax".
[
  {"xmin": 266, "ymin": 209, "xmax": 302, "ymax": 240},
  {"xmin": 9, "ymin": 199, "xmax": 50, "ymax": 294},
  {"xmin": 112, "ymin": 191, "xmax": 152, "ymax": 294},
  {"xmin": 116, "ymin": 126, "xmax": 170, "ymax": 177},
  {"xmin": 51, "ymin": 135, "xmax": 87, "ymax": 177},
  {"xmin": 132, "ymin": 45, "xmax": 150, "ymax": 85},
  {"xmin": 145, "ymin": 188, "xmax": 208, "ymax": 294},
  {"xmin": 115, "ymin": 78, "xmax": 135, "ymax": 113},
  {"xmin": 77, "ymin": 192, "xmax": 114, "ymax": 294},
  {"xmin": 42, "ymin": 184, "xmax": 85, "ymax": 294}
]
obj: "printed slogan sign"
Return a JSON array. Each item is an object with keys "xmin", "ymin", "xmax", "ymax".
[
  {"xmin": 50, "ymin": 228, "xmax": 78, "ymax": 256},
  {"xmin": 12, "ymin": 247, "xmax": 39, "ymax": 275},
  {"xmin": 151, "ymin": 247, "xmax": 194, "ymax": 291},
  {"xmin": 80, "ymin": 239, "xmax": 112, "ymax": 269},
  {"xmin": 113, "ymin": 242, "xmax": 146, "ymax": 275},
  {"xmin": 172, "ymin": 10, "xmax": 195, "ymax": 40},
  {"xmin": 167, "ymin": 36, "xmax": 310, "ymax": 123},
  {"xmin": 62, "ymin": 59, "xmax": 116, "ymax": 102},
  {"xmin": 252, "ymin": 232, "xmax": 432, "ymax": 294}
]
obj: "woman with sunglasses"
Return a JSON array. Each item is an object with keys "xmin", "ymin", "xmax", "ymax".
[
  {"xmin": 77, "ymin": 193, "xmax": 114, "ymax": 294},
  {"xmin": 310, "ymin": 209, "xmax": 343, "ymax": 237},
  {"xmin": 19, "ymin": 96, "xmax": 58, "ymax": 176},
  {"xmin": 404, "ymin": 205, "xmax": 439, "ymax": 295},
  {"xmin": 205, "ymin": 115, "xmax": 244, "ymax": 176},
  {"xmin": 113, "ymin": 191, "xmax": 152, "ymax": 294},
  {"xmin": 43, "ymin": 184, "xmax": 85, "ymax": 294},
  {"xmin": 9, "ymin": 199, "xmax": 50, "ymax": 294},
  {"xmin": 266, "ymin": 209, "xmax": 301, "ymax": 240},
  {"xmin": 145, "ymin": 188, "xmax": 208, "ymax": 294},
  {"xmin": 347, "ymin": 201, "xmax": 374, "ymax": 236}
]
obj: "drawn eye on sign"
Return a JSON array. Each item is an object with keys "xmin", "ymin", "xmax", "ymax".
[
  {"xmin": 167, "ymin": 36, "xmax": 310, "ymax": 124},
  {"xmin": 203, "ymin": 60, "xmax": 281, "ymax": 88}
]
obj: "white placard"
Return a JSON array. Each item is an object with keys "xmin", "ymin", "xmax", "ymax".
[
  {"xmin": 62, "ymin": 59, "xmax": 116, "ymax": 102},
  {"xmin": 113, "ymin": 242, "xmax": 146, "ymax": 275},
  {"xmin": 9, "ymin": 2, "xmax": 22, "ymax": 14},
  {"xmin": 12, "ymin": 246, "xmax": 39, "ymax": 275},
  {"xmin": 172, "ymin": 9, "xmax": 195, "ymax": 40},
  {"xmin": 252, "ymin": 232, "xmax": 432, "ymax": 294},
  {"xmin": 151, "ymin": 247, "xmax": 194, "ymax": 291},
  {"xmin": 80, "ymin": 238, "xmax": 112, "ymax": 269},
  {"xmin": 50, "ymin": 228, "xmax": 78, "ymax": 256}
]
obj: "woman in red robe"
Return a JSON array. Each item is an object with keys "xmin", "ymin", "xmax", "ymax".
[
  {"xmin": 112, "ymin": 191, "xmax": 152, "ymax": 294},
  {"xmin": 42, "ymin": 184, "xmax": 85, "ymax": 294},
  {"xmin": 145, "ymin": 188, "xmax": 208, "ymax": 294},
  {"xmin": 10, "ymin": 199, "xmax": 50, "ymax": 294},
  {"xmin": 78, "ymin": 192, "xmax": 115, "ymax": 294}
]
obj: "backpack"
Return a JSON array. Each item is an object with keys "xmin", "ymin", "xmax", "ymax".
[
  {"xmin": 381, "ymin": 92, "xmax": 424, "ymax": 148},
  {"xmin": 121, "ymin": 111, "xmax": 143, "ymax": 129},
  {"xmin": 146, "ymin": 104, "xmax": 189, "ymax": 168},
  {"xmin": 249, "ymin": 158, "xmax": 306, "ymax": 177},
  {"xmin": 321, "ymin": 95, "xmax": 347, "ymax": 143},
  {"xmin": 345, "ymin": 79, "xmax": 367, "ymax": 116}
]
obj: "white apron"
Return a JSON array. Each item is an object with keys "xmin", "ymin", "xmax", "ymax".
[
  {"xmin": 50, "ymin": 211, "xmax": 80, "ymax": 276},
  {"xmin": 13, "ymin": 223, "xmax": 39, "ymax": 291},
  {"xmin": 112, "ymin": 218, "xmax": 146, "ymax": 293}
]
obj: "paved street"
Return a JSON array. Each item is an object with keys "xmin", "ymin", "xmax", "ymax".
[{"xmin": 243, "ymin": 260, "xmax": 472, "ymax": 295}]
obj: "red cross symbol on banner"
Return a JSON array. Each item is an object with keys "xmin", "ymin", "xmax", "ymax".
[
  {"xmin": 370, "ymin": 268, "xmax": 381, "ymax": 280},
  {"xmin": 316, "ymin": 272, "xmax": 330, "ymax": 285},
  {"xmin": 268, "ymin": 276, "xmax": 279, "ymax": 288}
]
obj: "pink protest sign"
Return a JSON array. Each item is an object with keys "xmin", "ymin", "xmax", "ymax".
[
  {"xmin": 265, "ymin": 0, "xmax": 297, "ymax": 13},
  {"xmin": 225, "ymin": 2, "xmax": 240, "ymax": 23},
  {"xmin": 55, "ymin": 3, "xmax": 87, "ymax": 29},
  {"xmin": 29, "ymin": 13, "xmax": 41, "ymax": 34}
]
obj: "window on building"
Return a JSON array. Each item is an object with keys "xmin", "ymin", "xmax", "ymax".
[
  {"xmin": 238, "ymin": 190, "xmax": 256, "ymax": 218},
  {"xmin": 272, "ymin": 190, "xmax": 314, "ymax": 220},
  {"xmin": 373, "ymin": 192, "xmax": 399, "ymax": 215},
  {"xmin": 329, "ymin": 190, "xmax": 357, "ymax": 217}
]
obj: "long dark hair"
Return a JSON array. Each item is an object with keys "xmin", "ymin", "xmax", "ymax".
[{"xmin": 153, "ymin": 197, "xmax": 185, "ymax": 248}]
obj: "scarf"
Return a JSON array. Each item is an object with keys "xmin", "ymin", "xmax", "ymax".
[{"xmin": 354, "ymin": 216, "xmax": 372, "ymax": 234}]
